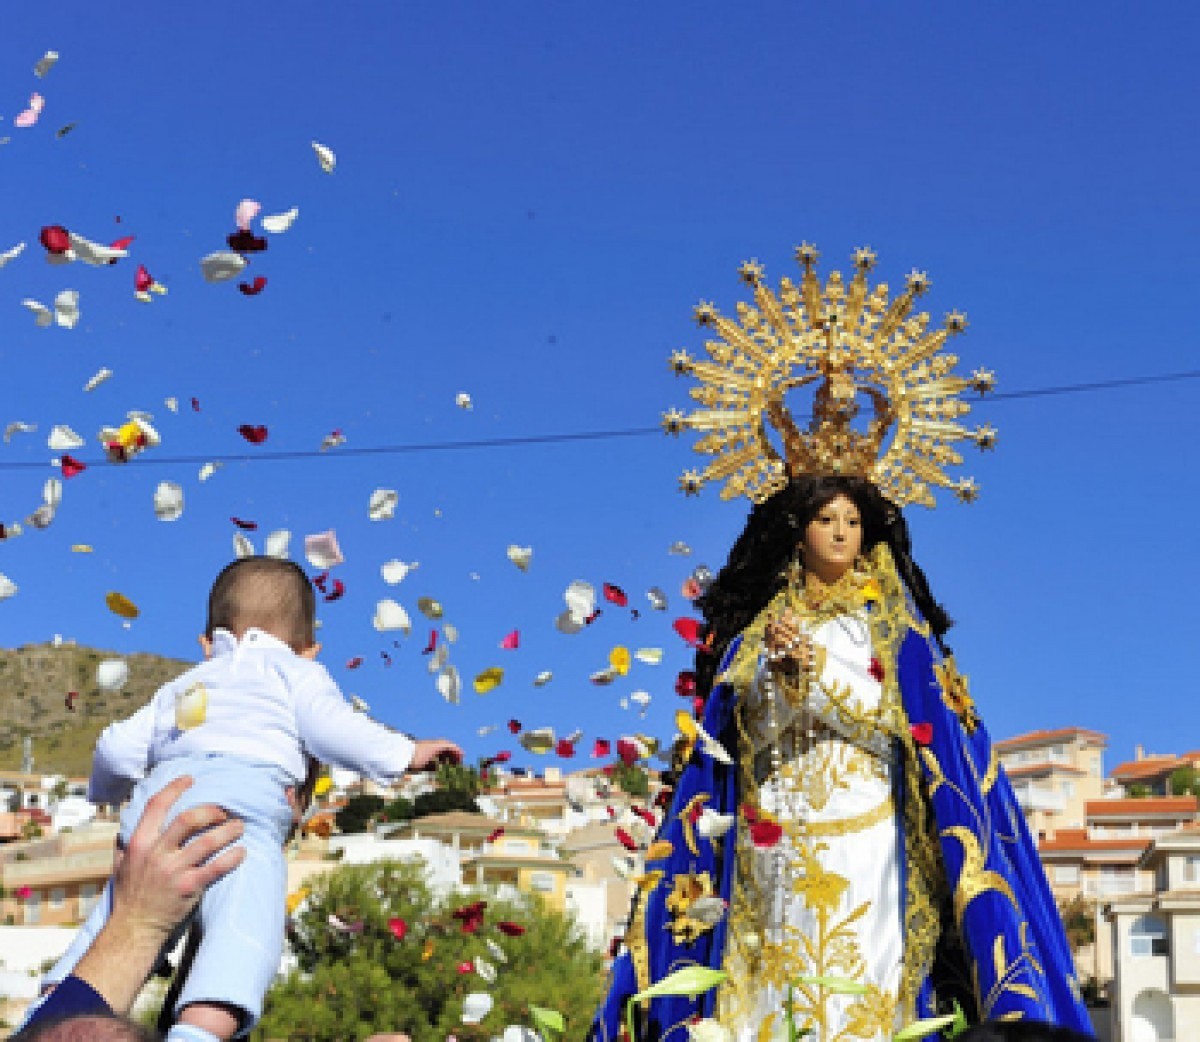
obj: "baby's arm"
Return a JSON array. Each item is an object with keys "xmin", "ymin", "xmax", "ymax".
[
  {"xmin": 294, "ymin": 671, "xmax": 422, "ymax": 784},
  {"xmin": 88, "ymin": 700, "xmax": 157, "ymax": 805}
]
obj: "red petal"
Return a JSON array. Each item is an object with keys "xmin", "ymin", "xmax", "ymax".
[
  {"xmin": 237, "ymin": 424, "xmax": 268, "ymax": 444},
  {"xmin": 592, "ymin": 738, "xmax": 611, "ymax": 758},
  {"xmin": 616, "ymin": 739, "xmax": 639, "ymax": 766},
  {"xmin": 615, "ymin": 827, "xmax": 638, "ymax": 851},
  {"xmin": 312, "ymin": 571, "xmax": 329, "ymax": 592},
  {"xmin": 422, "ymin": 629, "xmax": 438, "ymax": 655},
  {"xmin": 555, "ymin": 739, "xmax": 576, "ymax": 758},
  {"xmin": 673, "ymin": 618, "xmax": 704, "ymax": 646},
  {"xmin": 507, "ymin": 718, "xmax": 521, "ymax": 734},
  {"xmin": 910, "ymin": 722, "xmax": 933, "ymax": 747},
  {"xmin": 230, "ymin": 516, "xmax": 258, "ymax": 531},
  {"xmin": 323, "ymin": 579, "xmax": 345, "ymax": 602},
  {"xmin": 227, "ymin": 228, "xmax": 268, "ymax": 254},
  {"xmin": 60, "ymin": 455, "xmax": 87, "ymax": 479},
  {"xmin": 456, "ymin": 960, "xmax": 473, "ymax": 974},
  {"xmin": 387, "ymin": 917, "xmax": 407, "ymax": 941},
  {"xmin": 345, "ymin": 656, "xmax": 364, "ymax": 670},
  {"xmin": 190, "ymin": 397, "xmax": 201, "ymax": 412},
  {"xmin": 674, "ymin": 670, "xmax": 697, "ymax": 698},
  {"xmin": 110, "ymin": 235, "xmax": 136, "ymax": 251},
  {"xmin": 380, "ymin": 651, "xmax": 392, "ymax": 667},
  {"xmin": 39, "ymin": 225, "xmax": 71, "ymax": 254},
  {"xmin": 500, "ymin": 629, "xmax": 520, "ymax": 650},
  {"xmin": 603, "ymin": 583, "xmax": 628, "ymax": 607},
  {"xmin": 492, "ymin": 750, "xmax": 512, "ymax": 763},
  {"xmin": 238, "ymin": 275, "xmax": 268, "ymax": 296},
  {"xmin": 496, "ymin": 921, "xmax": 526, "ymax": 937},
  {"xmin": 748, "ymin": 821, "xmax": 783, "ymax": 848},
  {"xmin": 134, "ymin": 264, "xmax": 154, "ymax": 292},
  {"xmin": 487, "ymin": 828, "xmax": 505, "ymax": 843}
]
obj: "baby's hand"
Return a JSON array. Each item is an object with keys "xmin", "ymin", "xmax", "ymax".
[{"xmin": 409, "ymin": 738, "xmax": 464, "ymax": 771}]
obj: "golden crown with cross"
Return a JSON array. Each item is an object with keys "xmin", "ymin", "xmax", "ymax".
[{"xmin": 662, "ymin": 244, "xmax": 997, "ymax": 508}]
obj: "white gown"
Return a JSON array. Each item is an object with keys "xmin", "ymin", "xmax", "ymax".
[{"xmin": 720, "ymin": 610, "xmax": 905, "ymax": 1042}]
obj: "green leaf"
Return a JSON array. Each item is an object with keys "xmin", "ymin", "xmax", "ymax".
[
  {"xmin": 792, "ymin": 974, "xmax": 869, "ymax": 996},
  {"xmin": 631, "ymin": 966, "xmax": 728, "ymax": 1003},
  {"xmin": 529, "ymin": 1005, "xmax": 565, "ymax": 1039},
  {"xmin": 891, "ymin": 1013, "xmax": 960, "ymax": 1041}
]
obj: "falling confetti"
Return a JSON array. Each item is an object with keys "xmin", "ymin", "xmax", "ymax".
[
  {"xmin": 14, "ymin": 93, "xmax": 45, "ymax": 128},
  {"xmin": 83, "ymin": 368, "xmax": 113, "ymax": 392},
  {"xmin": 153, "ymin": 482, "xmax": 184, "ymax": 521},
  {"xmin": 200, "ymin": 251, "xmax": 247, "ymax": 283},
  {"xmin": 455, "ymin": 392, "xmax": 473, "ymax": 410},
  {"xmin": 373, "ymin": 599, "xmax": 411, "ymax": 634},
  {"xmin": 261, "ymin": 207, "xmax": 299, "ymax": 233},
  {"xmin": 0, "ymin": 242, "xmax": 26, "ymax": 268},
  {"xmin": 34, "ymin": 51, "xmax": 59, "ymax": 78},
  {"xmin": 381, "ymin": 559, "xmax": 416, "ymax": 584},
  {"xmin": 238, "ymin": 275, "xmax": 268, "ymax": 296},
  {"xmin": 474, "ymin": 667, "xmax": 504, "ymax": 694},
  {"xmin": 234, "ymin": 199, "xmax": 261, "ymax": 231},
  {"xmin": 368, "ymin": 488, "xmax": 399, "ymax": 521},
  {"xmin": 506, "ymin": 544, "xmax": 532, "ymax": 571},
  {"xmin": 312, "ymin": 140, "xmax": 336, "ymax": 173},
  {"xmin": 105, "ymin": 591, "xmax": 139, "ymax": 619},
  {"xmin": 237, "ymin": 424, "xmax": 269, "ymax": 444}
]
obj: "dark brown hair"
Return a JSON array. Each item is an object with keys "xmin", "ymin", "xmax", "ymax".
[{"xmin": 205, "ymin": 557, "xmax": 316, "ymax": 652}]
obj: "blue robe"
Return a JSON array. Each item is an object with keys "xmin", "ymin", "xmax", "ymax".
[{"xmin": 589, "ymin": 614, "xmax": 1093, "ymax": 1040}]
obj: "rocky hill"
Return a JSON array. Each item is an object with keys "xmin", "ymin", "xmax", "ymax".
[{"xmin": 0, "ymin": 642, "xmax": 193, "ymax": 778}]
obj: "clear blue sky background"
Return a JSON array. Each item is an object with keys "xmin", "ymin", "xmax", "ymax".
[{"xmin": 1, "ymin": 3, "xmax": 1197, "ymax": 776}]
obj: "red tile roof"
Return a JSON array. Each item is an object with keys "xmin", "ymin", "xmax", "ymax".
[
  {"xmin": 1039, "ymin": 829, "xmax": 1151, "ymax": 855},
  {"xmin": 994, "ymin": 727, "xmax": 1107, "ymax": 750},
  {"xmin": 1085, "ymin": 796, "xmax": 1198, "ymax": 817}
]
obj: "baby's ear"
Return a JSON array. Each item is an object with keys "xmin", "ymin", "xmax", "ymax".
[
  {"xmin": 299, "ymin": 642, "xmax": 322, "ymax": 660},
  {"xmin": 197, "ymin": 634, "xmax": 214, "ymax": 660}
]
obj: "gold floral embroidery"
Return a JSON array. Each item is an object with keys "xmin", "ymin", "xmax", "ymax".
[
  {"xmin": 665, "ymin": 871, "xmax": 718, "ymax": 945},
  {"xmin": 934, "ymin": 655, "xmax": 979, "ymax": 734}
]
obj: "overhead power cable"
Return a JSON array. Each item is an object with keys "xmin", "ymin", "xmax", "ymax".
[{"xmin": 3, "ymin": 368, "xmax": 1199, "ymax": 472}]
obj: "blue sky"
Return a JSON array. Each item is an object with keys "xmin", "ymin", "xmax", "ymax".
[{"xmin": 1, "ymin": 3, "xmax": 1197, "ymax": 776}]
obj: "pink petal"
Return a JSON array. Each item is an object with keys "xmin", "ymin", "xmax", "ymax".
[
  {"xmin": 499, "ymin": 629, "xmax": 520, "ymax": 650},
  {"xmin": 235, "ymin": 199, "xmax": 262, "ymax": 231}
]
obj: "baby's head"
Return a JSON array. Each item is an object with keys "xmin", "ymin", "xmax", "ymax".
[{"xmin": 205, "ymin": 557, "xmax": 316, "ymax": 654}]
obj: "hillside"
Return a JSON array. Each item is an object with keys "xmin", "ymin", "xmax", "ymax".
[{"xmin": 0, "ymin": 642, "xmax": 193, "ymax": 778}]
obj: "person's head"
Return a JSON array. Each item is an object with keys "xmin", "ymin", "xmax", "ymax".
[
  {"xmin": 694, "ymin": 473, "xmax": 951, "ymax": 695},
  {"xmin": 204, "ymin": 556, "xmax": 317, "ymax": 654},
  {"xmin": 13, "ymin": 1014, "xmax": 157, "ymax": 1041}
]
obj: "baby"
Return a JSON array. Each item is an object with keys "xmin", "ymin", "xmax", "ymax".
[{"xmin": 43, "ymin": 557, "xmax": 462, "ymax": 1042}]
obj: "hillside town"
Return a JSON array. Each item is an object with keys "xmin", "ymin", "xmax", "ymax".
[{"xmin": 0, "ymin": 729, "xmax": 1196, "ymax": 1040}]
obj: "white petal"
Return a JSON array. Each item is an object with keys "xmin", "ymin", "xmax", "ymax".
[
  {"xmin": 311, "ymin": 140, "xmax": 336, "ymax": 173},
  {"xmin": 630, "ymin": 690, "xmax": 651, "ymax": 707},
  {"xmin": 350, "ymin": 694, "xmax": 370, "ymax": 713},
  {"xmin": 533, "ymin": 670, "xmax": 553, "ymax": 687},
  {"xmin": 199, "ymin": 461, "xmax": 222, "ymax": 482},
  {"xmin": 96, "ymin": 658, "xmax": 129, "ymax": 692},
  {"xmin": 4, "ymin": 421, "xmax": 36, "ymax": 442},
  {"xmin": 42, "ymin": 478, "xmax": 62, "ymax": 509},
  {"xmin": 48, "ymin": 425, "xmax": 84, "ymax": 451},
  {"xmin": 474, "ymin": 956, "xmax": 497, "ymax": 984},
  {"xmin": 22, "ymin": 299, "xmax": 52, "ymax": 327},
  {"xmin": 373, "ymin": 598, "xmax": 411, "ymax": 634},
  {"xmin": 152, "ymin": 481, "xmax": 184, "ymax": 521},
  {"xmin": 635, "ymin": 647, "xmax": 663, "ymax": 665},
  {"xmin": 304, "ymin": 530, "xmax": 343, "ymax": 569},
  {"xmin": 427, "ymin": 643, "xmax": 449, "ymax": 673},
  {"xmin": 68, "ymin": 233, "xmax": 126, "ymax": 267},
  {"xmin": 455, "ymin": 392, "xmax": 473, "ymax": 410},
  {"xmin": 485, "ymin": 938, "xmax": 508, "ymax": 964},
  {"xmin": 164, "ymin": 397, "xmax": 179, "ymax": 412},
  {"xmin": 442, "ymin": 622, "xmax": 459, "ymax": 644},
  {"xmin": 554, "ymin": 610, "xmax": 583, "ymax": 635},
  {"xmin": 696, "ymin": 809, "xmax": 735, "ymax": 839},
  {"xmin": 564, "ymin": 580, "xmax": 595, "ymax": 620},
  {"xmin": 380, "ymin": 559, "xmax": 416, "ymax": 585},
  {"xmin": 83, "ymin": 368, "xmax": 113, "ymax": 392},
  {"xmin": 261, "ymin": 206, "xmax": 299, "ymax": 233},
  {"xmin": 53, "ymin": 289, "xmax": 80, "ymax": 328},
  {"xmin": 27, "ymin": 504, "xmax": 55, "ymax": 530},
  {"xmin": 265, "ymin": 529, "xmax": 291, "ymax": 559},
  {"xmin": 0, "ymin": 574, "xmax": 16, "ymax": 600},
  {"xmin": 33, "ymin": 51, "xmax": 59, "ymax": 78},
  {"xmin": 199, "ymin": 251, "xmax": 248, "ymax": 283},
  {"xmin": 233, "ymin": 532, "xmax": 255, "ymax": 558},
  {"xmin": 505, "ymin": 544, "xmax": 532, "ymax": 571},
  {"xmin": 462, "ymin": 992, "xmax": 493, "ymax": 1024},
  {"xmin": 0, "ymin": 242, "xmax": 26, "ymax": 268},
  {"xmin": 368, "ymin": 487, "xmax": 398, "ymax": 520},
  {"xmin": 668, "ymin": 541, "xmax": 692, "ymax": 556}
]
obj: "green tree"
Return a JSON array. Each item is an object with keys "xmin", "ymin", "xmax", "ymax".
[
  {"xmin": 1127, "ymin": 783, "xmax": 1153, "ymax": 798},
  {"xmin": 335, "ymin": 794, "xmax": 385, "ymax": 834},
  {"xmin": 1057, "ymin": 894, "xmax": 1096, "ymax": 950},
  {"xmin": 1169, "ymin": 766, "xmax": 1199, "ymax": 796},
  {"xmin": 435, "ymin": 761, "xmax": 483, "ymax": 797},
  {"xmin": 413, "ymin": 788, "xmax": 478, "ymax": 818},
  {"xmin": 255, "ymin": 860, "xmax": 604, "ymax": 1041},
  {"xmin": 611, "ymin": 762, "xmax": 649, "ymax": 798}
]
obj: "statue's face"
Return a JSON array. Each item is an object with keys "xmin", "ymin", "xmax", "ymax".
[{"xmin": 801, "ymin": 493, "xmax": 863, "ymax": 583}]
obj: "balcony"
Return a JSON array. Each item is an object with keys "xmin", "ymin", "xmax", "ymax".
[
  {"xmin": 1013, "ymin": 786, "xmax": 1066, "ymax": 813},
  {"xmin": 1083, "ymin": 877, "xmax": 1152, "ymax": 897}
]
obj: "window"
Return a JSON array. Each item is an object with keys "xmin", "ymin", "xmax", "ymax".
[
  {"xmin": 49, "ymin": 887, "xmax": 65, "ymax": 910},
  {"xmin": 1184, "ymin": 855, "xmax": 1200, "ymax": 885},
  {"xmin": 1129, "ymin": 914, "xmax": 1168, "ymax": 957},
  {"xmin": 529, "ymin": 872, "xmax": 555, "ymax": 893},
  {"xmin": 1053, "ymin": 865, "xmax": 1080, "ymax": 885}
]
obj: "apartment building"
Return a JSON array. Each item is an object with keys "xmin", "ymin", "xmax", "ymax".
[
  {"xmin": 1111, "ymin": 748, "xmax": 1200, "ymax": 798},
  {"xmin": 1105, "ymin": 825, "xmax": 1200, "ymax": 1041},
  {"xmin": 0, "ymin": 820, "xmax": 117, "ymax": 926},
  {"xmin": 994, "ymin": 727, "xmax": 1108, "ymax": 838}
]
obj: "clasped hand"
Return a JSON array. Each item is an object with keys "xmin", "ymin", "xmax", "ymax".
[{"xmin": 764, "ymin": 609, "xmax": 814, "ymax": 673}]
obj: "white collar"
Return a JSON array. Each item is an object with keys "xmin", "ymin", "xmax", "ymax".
[{"xmin": 209, "ymin": 627, "xmax": 293, "ymax": 657}]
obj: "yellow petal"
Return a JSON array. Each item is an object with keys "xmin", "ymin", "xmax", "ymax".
[
  {"xmin": 609, "ymin": 645, "xmax": 631, "ymax": 676},
  {"xmin": 473, "ymin": 666, "xmax": 504, "ymax": 694},
  {"xmin": 105, "ymin": 590, "xmax": 139, "ymax": 619},
  {"xmin": 313, "ymin": 776, "xmax": 333, "ymax": 797}
]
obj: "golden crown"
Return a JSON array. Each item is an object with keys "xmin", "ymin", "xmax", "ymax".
[{"xmin": 663, "ymin": 244, "xmax": 997, "ymax": 507}]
